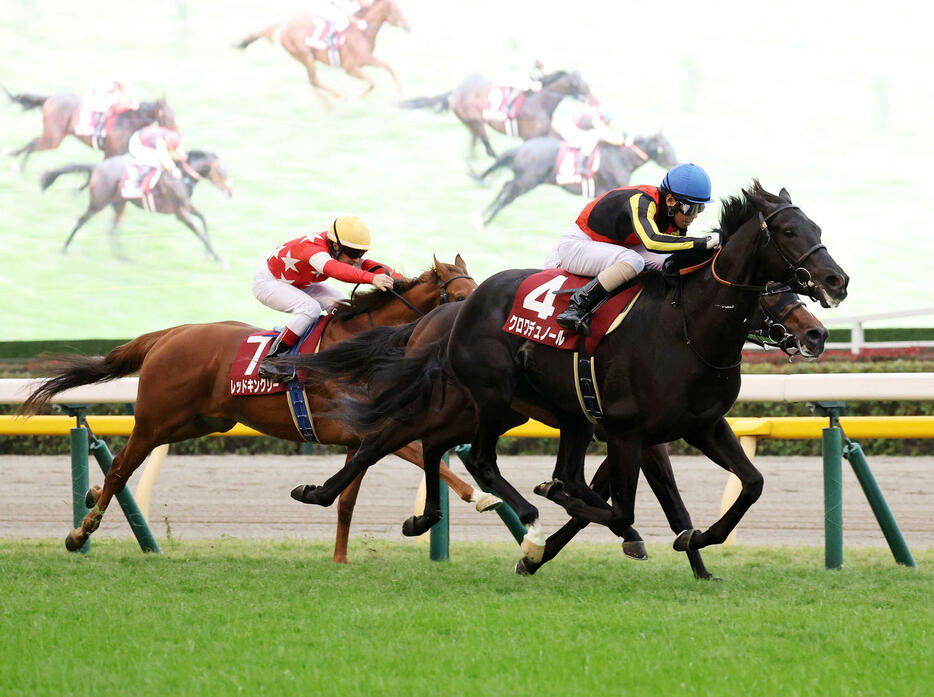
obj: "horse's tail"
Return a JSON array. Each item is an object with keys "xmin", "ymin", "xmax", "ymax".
[
  {"xmin": 236, "ymin": 24, "xmax": 277, "ymax": 50},
  {"xmin": 340, "ymin": 335, "xmax": 450, "ymax": 434},
  {"xmin": 397, "ymin": 92, "xmax": 450, "ymax": 113},
  {"xmin": 18, "ymin": 329, "xmax": 173, "ymax": 415},
  {"xmin": 40, "ymin": 164, "xmax": 94, "ymax": 192},
  {"xmin": 474, "ymin": 147, "xmax": 519, "ymax": 181},
  {"xmin": 3, "ymin": 86, "xmax": 48, "ymax": 111},
  {"xmin": 267, "ymin": 323, "xmax": 418, "ymax": 387}
]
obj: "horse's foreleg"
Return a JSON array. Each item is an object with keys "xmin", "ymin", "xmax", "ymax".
[
  {"xmin": 62, "ymin": 207, "xmax": 99, "ymax": 253},
  {"xmin": 641, "ymin": 444, "xmax": 711, "ymax": 579},
  {"xmin": 366, "ymin": 56, "xmax": 402, "ymax": 94},
  {"xmin": 680, "ymin": 418, "xmax": 764, "ymax": 551},
  {"xmin": 175, "ymin": 207, "xmax": 227, "ymax": 268},
  {"xmin": 300, "ymin": 54, "xmax": 342, "ymax": 100},
  {"xmin": 333, "ymin": 450, "xmax": 363, "ymax": 564},
  {"xmin": 343, "ymin": 65, "xmax": 376, "ymax": 97},
  {"xmin": 188, "ymin": 203, "xmax": 209, "ymax": 237},
  {"xmin": 394, "ymin": 440, "xmax": 501, "ymax": 510},
  {"xmin": 402, "ymin": 442, "xmax": 446, "ymax": 537},
  {"xmin": 108, "ymin": 201, "xmax": 129, "ymax": 261},
  {"xmin": 470, "ymin": 121, "xmax": 496, "ymax": 159}
]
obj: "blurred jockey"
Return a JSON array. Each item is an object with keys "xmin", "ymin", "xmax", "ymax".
[
  {"xmin": 307, "ymin": 0, "xmax": 367, "ymax": 52},
  {"xmin": 75, "ymin": 79, "xmax": 137, "ymax": 145},
  {"xmin": 554, "ymin": 105, "xmax": 625, "ymax": 175},
  {"xmin": 126, "ymin": 125, "xmax": 186, "ymax": 199},
  {"xmin": 545, "ymin": 163, "xmax": 718, "ymax": 336},
  {"xmin": 253, "ymin": 215, "xmax": 399, "ymax": 381},
  {"xmin": 496, "ymin": 58, "xmax": 545, "ymax": 94}
]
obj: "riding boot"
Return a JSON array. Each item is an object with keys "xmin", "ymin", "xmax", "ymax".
[
  {"xmin": 258, "ymin": 332, "xmax": 298, "ymax": 383},
  {"xmin": 555, "ymin": 278, "xmax": 610, "ymax": 336}
]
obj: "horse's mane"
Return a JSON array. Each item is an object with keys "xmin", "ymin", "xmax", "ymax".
[
  {"xmin": 541, "ymin": 71, "xmax": 569, "ymax": 86},
  {"xmin": 332, "ymin": 266, "xmax": 438, "ymax": 320},
  {"xmin": 718, "ymin": 179, "xmax": 784, "ymax": 243},
  {"xmin": 185, "ymin": 150, "xmax": 215, "ymax": 162}
]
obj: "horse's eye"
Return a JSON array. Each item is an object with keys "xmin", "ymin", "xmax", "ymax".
[
  {"xmin": 782, "ymin": 228, "xmax": 794, "ymax": 237},
  {"xmin": 456, "ymin": 295, "xmax": 466, "ymax": 302}
]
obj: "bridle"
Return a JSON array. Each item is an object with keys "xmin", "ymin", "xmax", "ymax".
[
  {"xmin": 710, "ymin": 203, "xmax": 826, "ymax": 298},
  {"xmin": 746, "ymin": 291, "xmax": 806, "ymax": 356},
  {"xmin": 352, "ymin": 269, "xmax": 474, "ymax": 328}
]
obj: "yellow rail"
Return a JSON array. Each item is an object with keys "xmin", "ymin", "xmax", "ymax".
[{"xmin": 4, "ymin": 414, "xmax": 934, "ymax": 439}]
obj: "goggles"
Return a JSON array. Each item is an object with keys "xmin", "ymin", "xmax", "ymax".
[
  {"xmin": 674, "ymin": 200, "xmax": 705, "ymax": 217},
  {"xmin": 340, "ymin": 246, "xmax": 366, "ymax": 260}
]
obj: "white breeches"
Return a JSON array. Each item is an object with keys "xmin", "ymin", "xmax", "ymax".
[
  {"xmin": 127, "ymin": 134, "xmax": 163, "ymax": 169},
  {"xmin": 543, "ymin": 226, "xmax": 670, "ymax": 276},
  {"xmin": 252, "ymin": 266, "xmax": 345, "ymax": 335}
]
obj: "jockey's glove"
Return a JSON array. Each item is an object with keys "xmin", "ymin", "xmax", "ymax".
[{"xmin": 705, "ymin": 233, "xmax": 721, "ymax": 250}]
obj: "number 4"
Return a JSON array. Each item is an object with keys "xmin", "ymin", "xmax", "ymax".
[{"xmin": 521, "ymin": 276, "xmax": 566, "ymax": 319}]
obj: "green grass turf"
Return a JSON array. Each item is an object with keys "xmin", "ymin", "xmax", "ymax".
[
  {"xmin": 1, "ymin": 539, "xmax": 932, "ymax": 696},
  {"xmin": 1, "ymin": 1, "xmax": 930, "ymax": 340}
]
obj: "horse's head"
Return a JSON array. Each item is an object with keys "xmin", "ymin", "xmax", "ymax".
[
  {"xmin": 632, "ymin": 132, "xmax": 679, "ymax": 170},
  {"xmin": 730, "ymin": 181, "xmax": 849, "ymax": 308},
  {"xmin": 753, "ymin": 291, "xmax": 828, "ymax": 357},
  {"xmin": 543, "ymin": 70, "xmax": 597, "ymax": 105},
  {"xmin": 367, "ymin": 0, "xmax": 411, "ymax": 32},
  {"xmin": 432, "ymin": 253, "xmax": 477, "ymax": 303},
  {"xmin": 186, "ymin": 150, "xmax": 234, "ymax": 198}
]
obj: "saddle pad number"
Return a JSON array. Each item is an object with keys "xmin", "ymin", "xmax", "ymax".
[
  {"xmin": 521, "ymin": 275, "xmax": 565, "ymax": 319},
  {"xmin": 244, "ymin": 335, "xmax": 273, "ymax": 376}
]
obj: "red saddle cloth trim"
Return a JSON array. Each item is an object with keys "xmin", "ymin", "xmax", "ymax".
[
  {"xmin": 229, "ymin": 314, "xmax": 333, "ymax": 396},
  {"xmin": 502, "ymin": 269, "xmax": 642, "ymax": 353}
]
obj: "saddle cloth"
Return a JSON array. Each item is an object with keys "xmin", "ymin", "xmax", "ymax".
[
  {"xmin": 119, "ymin": 161, "xmax": 159, "ymax": 200},
  {"xmin": 482, "ymin": 87, "xmax": 525, "ymax": 124},
  {"xmin": 229, "ymin": 314, "xmax": 332, "ymax": 396},
  {"xmin": 502, "ymin": 268, "xmax": 643, "ymax": 354},
  {"xmin": 555, "ymin": 142, "xmax": 600, "ymax": 186},
  {"xmin": 305, "ymin": 18, "xmax": 350, "ymax": 65}
]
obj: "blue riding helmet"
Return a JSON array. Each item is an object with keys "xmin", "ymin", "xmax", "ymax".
[{"xmin": 661, "ymin": 163, "xmax": 714, "ymax": 204}]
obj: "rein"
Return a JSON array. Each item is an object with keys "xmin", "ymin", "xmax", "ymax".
[{"xmin": 352, "ymin": 269, "xmax": 474, "ymax": 328}]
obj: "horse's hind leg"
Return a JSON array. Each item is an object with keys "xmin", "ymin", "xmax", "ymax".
[
  {"xmin": 298, "ymin": 53, "xmax": 342, "ymax": 100},
  {"xmin": 343, "ymin": 65, "xmax": 377, "ymax": 97},
  {"xmin": 175, "ymin": 207, "xmax": 227, "ymax": 268},
  {"xmin": 483, "ymin": 178, "xmax": 534, "ymax": 226},
  {"xmin": 107, "ymin": 201, "xmax": 129, "ymax": 261},
  {"xmin": 366, "ymin": 56, "xmax": 402, "ymax": 94},
  {"xmin": 62, "ymin": 206, "xmax": 100, "ymax": 253}
]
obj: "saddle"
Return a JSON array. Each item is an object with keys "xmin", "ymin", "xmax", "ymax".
[
  {"xmin": 482, "ymin": 87, "xmax": 526, "ymax": 136},
  {"xmin": 119, "ymin": 161, "xmax": 160, "ymax": 205},
  {"xmin": 305, "ymin": 19, "xmax": 349, "ymax": 65},
  {"xmin": 554, "ymin": 142, "xmax": 600, "ymax": 196}
]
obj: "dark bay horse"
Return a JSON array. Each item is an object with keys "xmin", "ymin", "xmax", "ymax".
[
  {"xmin": 4, "ymin": 89, "xmax": 177, "ymax": 170},
  {"xmin": 400, "ymin": 71, "xmax": 596, "ymax": 159},
  {"xmin": 475, "ymin": 132, "xmax": 679, "ymax": 226},
  {"xmin": 271, "ymin": 283, "xmax": 827, "ymax": 577},
  {"xmin": 40, "ymin": 151, "xmax": 233, "ymax": 266},
  {"xmin": 236, "ymin": 0, "xmax": 410, "ymax": 99},
  {"xmin": 19, "ymin": 258, "xmax": 491, "ymax": 557},
  {"xmin": 278, "ymin": 182, "xmax": 849, "ymax": 573}
]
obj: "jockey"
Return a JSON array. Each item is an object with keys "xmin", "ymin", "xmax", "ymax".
[
  {"xmin": 545, "ymin": 163, "xmax": 718, "ymax": 336},
  {"xmin": 127, "ymin": 125, "xmax": 185, "ymax": 195},
  {"xmin": 554, "ymin": 106, "xmax": 625, "ymax": 175},
  {"xmin": 252, "ymin": 215, "xmax": 399, "ymax": 381},
  {"xmin": 76, "ymin": 79, "xmax": 137, "ymax": 143}
]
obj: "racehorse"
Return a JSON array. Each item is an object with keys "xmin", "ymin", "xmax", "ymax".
[
  {"xmin": 236, "ymin": 0, "xmax": 410, "ymax": 99},
  {"xmin": 474, "ymin": 132, "xmax": 679, "ymax": 226},
  {"xmin": 399, "ymin": 71, "xmax": 597, "ymax": 159},
  {"xmin": 19, "ymin": 257, "xmax": 489, "ymax": 557},
  {"xmin": 269, "ymin": 284, "xmax": 827, "ymax": 578},
  {"xmin": 4, "ymin": 89, "xmax": 177, "ymax": 171},
  {"xmin": 275, "ymin": 182, "xmax": 849, "ymax": 571},
  {"xmin": 39, "ymin": 151, "xmax": 233, "ymax": 266}
]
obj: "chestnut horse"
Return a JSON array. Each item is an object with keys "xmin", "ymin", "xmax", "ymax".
[
  {"xmin": 270, "ymin": 285, "xmax": 827, "ymax": 576},
  {"xmin": 39, "ymin": 150, "xmax": 233, "ymax": 265},
  {"xmin": 19, "ymin": 256, "xmax": 495, "ymax": 557},
  {"xmin": 236, "ymin": 0, "xmax": 410, "ymax": 99},
  {"xmin": 399, "ymin": 70, "xmax": 597, "ymax": 159},
  {"xmin": 273, "ymin": 182, "xmax": 849, "ymax": 575},
  {"xmin": 4, "ymin": 89, "xmax": 177, "ymax": 171}
]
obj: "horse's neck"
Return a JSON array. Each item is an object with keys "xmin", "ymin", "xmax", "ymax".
[
  {"xmin": 530, "ymin": 88, "xmax": 565, "ymax": 116},
  {"xmin": 362, "ymin": 2, "xmax": 388, "ymax": 44},
  {"xmin": 601, "ymin": 145, "xmax": 639, "ymax": 181}
]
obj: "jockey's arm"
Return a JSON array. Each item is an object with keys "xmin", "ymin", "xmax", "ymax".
[
  {"xmin": 318, "ymin": 257, "xmax": 381, "ymax": 285},
  {"xmin": 628, "ymin": 193, "xmax": 707, "ymax": 252}
]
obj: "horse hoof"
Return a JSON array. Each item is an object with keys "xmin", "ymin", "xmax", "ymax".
[
  {"xmin": 290, "ymin": 484, "xmax": 321, "ymax": 505},
  {"xmin": 474, "ymin": 492, "xmax": 502, "ymax": 512},
  {"xmin": 673, "ymin": 528, "xmax": 701, "ymax": 552},
  {"xmin": 64, "ymin": 529, "xmax": 85, "ymax": 552},
  {"xmin": 402, "ymin": 515, "xmax": 436, "ymax": 537},
  {"xmin": 515, "ymin": 557, "xmax": 538, "ymax": 576},
  {"xmin": 533, "ymin": 480, "xmax": 563, "ymax": 500},
  {"xmin": 622, "ymin": 540, "xmax": 648, "ymax": 560},
  {"xmin": 84, "ymin": 485, "xmax": 102, "ymax": 508},
  {"xmin": 520, "ymin": 535, "xmax": 545, "ymax": 563}
]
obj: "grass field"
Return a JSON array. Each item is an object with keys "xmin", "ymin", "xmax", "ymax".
[
  {"xmin": 1, "ymin": 1, "xmax": 932, "ymax": 340},
  {"xmin": 1, "ymin": 539, "xmax": 932, "ymax": 696}
]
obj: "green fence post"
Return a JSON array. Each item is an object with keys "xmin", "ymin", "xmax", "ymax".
[
  {"xmin": 811, "ymin": 401, "xmax": 845, "ymax": 570},
  {"xmin": 68, "ymin": 424, "xmax": 91, "ymax": 554},
  {"xmin": 429, "ymin": 470, "xmax": 450, "ymax": 562},
  {"xmin": 453, "ymin": 445, "xmax": 527, "ymax": 544},
  {"xmin": 843, "ymin": 440, "xmax": 917, "ymax": 568},
  {"xmin": 88, "ymin": 436, "xmax": 161, "ymax": 553}
]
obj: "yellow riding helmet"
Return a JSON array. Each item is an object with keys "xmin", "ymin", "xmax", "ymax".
[{"xmin": 327, "ymin": 215, "xmax": 371, "ymax": 251}]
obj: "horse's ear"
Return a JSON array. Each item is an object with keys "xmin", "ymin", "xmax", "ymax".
[
  {"xmin": 432, "ymin": 254, "xmax": 440, "ymax": 271},
  {"xmin": 454, "ymin": 253, "xmax": 466, "ymax": 270},
  {"xmin": 778, "ymin": 187, "xmax": 792, "ymax": 203}
]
